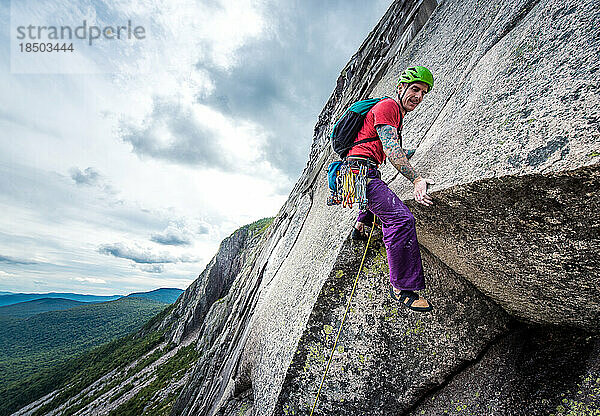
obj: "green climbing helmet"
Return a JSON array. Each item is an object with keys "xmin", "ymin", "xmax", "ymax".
[{"xmin": 397, "ymin": 66, "xmax": 434, "ymax": 92}]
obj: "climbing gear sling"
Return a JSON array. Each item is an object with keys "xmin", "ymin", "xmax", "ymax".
[
  {"xmin": 326, "ymin": 157, "xmax": 375, "ymax": 210},
  {"xmin": 309, "ymin": 218, "xmax": 377, "ymax": 415}
]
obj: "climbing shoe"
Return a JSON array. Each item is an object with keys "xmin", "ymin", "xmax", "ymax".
[
  {"xmin": 351, "ymin": 227, "xmax": 368, "ymax": 241},
  {"xmin": 389, "ymin": 286, "xmax": 433, "ymax": 312}
]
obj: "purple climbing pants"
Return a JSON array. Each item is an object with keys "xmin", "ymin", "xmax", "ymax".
[{"xmin": 356, "ymin": 169, "xmax": 425, "ymax": 291}]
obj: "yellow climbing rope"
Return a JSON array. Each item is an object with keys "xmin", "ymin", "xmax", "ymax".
[{"xmin": 309, "ymin": 220, "xmax": 376, "ymax": 415}]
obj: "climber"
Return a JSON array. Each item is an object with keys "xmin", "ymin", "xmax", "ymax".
[{"xmin": 347, "ymin": 66, "xmax": 435, "ymax": 312}]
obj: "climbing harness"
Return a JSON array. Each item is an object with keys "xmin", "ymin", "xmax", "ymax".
[
  {"xmin": 326, "ymin": 158, "xmax": 372, "ymax": 210},
  {"xmin": 309, "ymin": 218, "xmax": 376, "ymax": 415}
]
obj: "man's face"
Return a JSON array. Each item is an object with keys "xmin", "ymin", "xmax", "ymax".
[{"xmin": 398, "ymin": 81, "xmax": 429, "ymax": 112}]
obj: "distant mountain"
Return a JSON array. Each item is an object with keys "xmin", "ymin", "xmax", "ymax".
[
  {"xmin": 126, "ymin": 287, "xmax": 183, "ymax": 304},
  {"xmin": 0, "ymin": 292, "xmax": 122, "ymax": 307},
  {"xmin": 0, "ymin": 297, "xmax": 168, "ymax": 390},
  {"xmin": 0, "ymin": 298, "xmax": 86, "ymax": 319},
  {"xmin": 0, "ymin": 219, "xmax": 274, "ymax": 416}
]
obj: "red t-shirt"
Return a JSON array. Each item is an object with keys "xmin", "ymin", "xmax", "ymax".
[{"xmin": 346, "ymin": 98, "xmax": 402, "ymax": 165}]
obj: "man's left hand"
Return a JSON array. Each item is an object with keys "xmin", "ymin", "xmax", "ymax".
[{"xmin": 413, "ymin": 177, "xmax": 435, "ymax": 206}]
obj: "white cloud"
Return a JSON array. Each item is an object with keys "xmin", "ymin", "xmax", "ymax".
[
  {"xmin": 98, "ymin": 242, "xmax": 199, "ymax": 264},
  {"xmin": 74, "ymin": 277, "xmax": 107, "ymax": 284},
  {"xmin": 151, "ymin": 222, "xmax": 197, "ymax": 246},
  {"xmin": 137, "ymin": 264, "xmax": 164, "ymax": 274}
]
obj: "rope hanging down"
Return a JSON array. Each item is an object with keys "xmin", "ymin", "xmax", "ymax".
[{"xmin": 309, "ymin": 219, "xmax": 376, "ymax": 415}]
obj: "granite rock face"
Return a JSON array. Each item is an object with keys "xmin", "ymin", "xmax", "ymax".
[
  {"xmin": 275, "ymin": 240, "xmax": 511, "ymax": 415},
  {"xmin": 158, "ymin": 222, "xmax": 261, "ymax": 345},
  {"xmin": 412, "ymin": 165, "xmax": 600, "ymax": 330},
  {"xmin": 171, "ymin": 0, "xmax": 600, "ymax": 414},
  {"xmin": 407, "ymin": 327, "xmax": 600, "ymax": 416}
]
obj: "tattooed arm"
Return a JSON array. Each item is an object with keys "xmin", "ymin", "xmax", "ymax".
[
  {"xmin": 376, "ymin": 124, "xmax": 419, "ymax": 181},
  {"xmin": 376, "ymin": 124, "xmax": 433, "ymax": 206}
]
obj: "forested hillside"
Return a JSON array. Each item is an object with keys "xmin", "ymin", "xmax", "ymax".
[
  {"xmin": 3, "ymin": 218, "xmax": 273, "ymax": 416},
  {"xmin": 0, "ymin": 297, "xmax": 169, "ymax": 390},
  {"xmin": 0, "ymin": 298, "xmax": 86, "ymax": 319},
  {"xmin": 126, "ymin": 288, "xmax": 183, "ymax": 304}
]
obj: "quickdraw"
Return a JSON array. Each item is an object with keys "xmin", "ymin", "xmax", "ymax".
[{"xmin": 327, "ymin": 160, "xmax": 369, "ymax": 210}]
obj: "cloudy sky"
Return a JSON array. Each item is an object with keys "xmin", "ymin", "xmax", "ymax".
[{"xmin": 0, "ymin": 0, "xmax": 391, "ymax": 295}]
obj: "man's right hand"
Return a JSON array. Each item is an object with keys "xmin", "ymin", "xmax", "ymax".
[{"xmin": 413, "ymin": 177, "xmax": 434, "ymax": 206}]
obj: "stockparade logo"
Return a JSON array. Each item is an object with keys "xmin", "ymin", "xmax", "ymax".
[
  {"xmin": 16, "ymin": 20, "xmax": 146, "ymax": 50},
  {"xmin": 10, "ymin": 8, "xmax": 150, "ymax": 74}
]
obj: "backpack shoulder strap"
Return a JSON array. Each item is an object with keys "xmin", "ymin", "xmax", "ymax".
[
  {"xmin": 352, "ymin": 137, "xmax": 380, "ymax": 147},
  {"xmin": 359, "ymin": 98, "xmax": 403, "ymax": 147}
]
